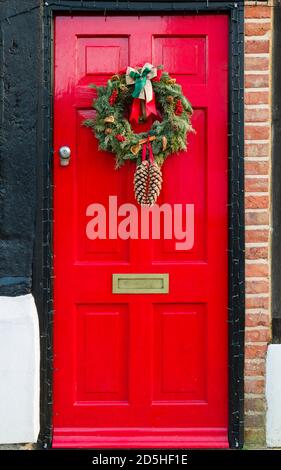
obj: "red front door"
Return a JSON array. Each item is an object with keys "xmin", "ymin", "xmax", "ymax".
[{"xmin": 53, "ymin": 15, "xmax": 229, "ymax": 448}]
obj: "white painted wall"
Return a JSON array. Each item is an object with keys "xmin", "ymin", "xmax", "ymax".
[
  {"xmin": 266, "ymin": 344, "xmax": 281, "ymax": 447},
  {"xmin": 0, "ymin": 294, "xmax": 40, "ymax": 444}
]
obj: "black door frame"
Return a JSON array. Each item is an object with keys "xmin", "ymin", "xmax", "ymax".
[{"xmin": 33, "ymin": 0, "xmax": 245, "ymax": 449}]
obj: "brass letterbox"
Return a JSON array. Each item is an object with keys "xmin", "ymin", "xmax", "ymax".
[{"xmin": 112, "ymin": 273, "xmax": 169, "ymax": 294}]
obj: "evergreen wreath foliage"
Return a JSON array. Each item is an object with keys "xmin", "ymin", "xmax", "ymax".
[{"xmin": 84, "ymin": 66, "xmax": 194, "ymax": 169}]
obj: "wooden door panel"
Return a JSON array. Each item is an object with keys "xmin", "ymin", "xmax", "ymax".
[
  {"xmin": 76, "ymin": 303, "xmax": 129, "ymax": 402},
  {"xmin": 154, "ymin": 108, "xmax": 206, "ymax": 262},
  {"xmin": 77, "ymin": 36, "xmax": 129, "ymax": 83},
  {"xmin": 153, "ymin": 303, "xmax": 206, "ymax": 402},
  {"xmin": 153, "ymin": 36, "xmax": 207, "ymax": 83},
  {"xmin": 77, "ymin": 110, "xmax": 130, "ymax": 262},
  {"xmin": 53, "ymin": 15, "xmax": 229, "ymax": 448}
]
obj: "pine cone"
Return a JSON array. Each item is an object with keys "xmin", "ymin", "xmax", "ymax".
[
  {"xmin": 147, "ymin": 163, "xmax": 162, "ymax": 205},
  {"xmin": 134, "ymin": 161, "xmax": 149, "ymax": 205},
  {"xmin": 134, "ymin": 160, "xmax": 163, "ymax": 206}
]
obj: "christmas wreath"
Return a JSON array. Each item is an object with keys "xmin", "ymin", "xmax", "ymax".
[{"xmin": 84, "ymin": 63, "xmax": 194, "ymax": 205}]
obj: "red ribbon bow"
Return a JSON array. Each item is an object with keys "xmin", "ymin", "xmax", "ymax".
[{"xmin": 130, "ymin": 97, "xmax": 157, "ymax": 124}]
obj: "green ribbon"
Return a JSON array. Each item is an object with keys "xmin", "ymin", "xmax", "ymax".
[{"xmin": 130, "ymin": 66, "xmax": 151, "ymax": 99}]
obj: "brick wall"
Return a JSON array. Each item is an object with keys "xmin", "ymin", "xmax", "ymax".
[{"xmin": 244, "ymin": 1, "xmax": 272, "ymax": 447}]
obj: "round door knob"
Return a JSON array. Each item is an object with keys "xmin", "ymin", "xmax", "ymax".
[{"xmin": 59, "ymin": 146, "xmax": 71, "ymax": 166}]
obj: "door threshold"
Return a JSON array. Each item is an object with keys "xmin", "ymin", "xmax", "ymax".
[{"xmin": 52, "ymin": 427, "xmax": 229, "ymax": 449}]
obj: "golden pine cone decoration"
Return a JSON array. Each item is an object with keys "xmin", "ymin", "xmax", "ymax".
[
  {"xmin": 120, "ymin": 84, "xmax": 129, "ymax": 93},
  {"xmin": 104, "ymin": 115, "xmax": 115, "ymax": 123},
  {"xmin": 166, "ymin": 95, "xmax": 174, "ymax": 104},
  {"xmin": 134, "ymin": 160, "xmax": 149, "ymax": 205}
]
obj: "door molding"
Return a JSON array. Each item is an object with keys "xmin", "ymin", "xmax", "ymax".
[{"xmin": 33, "ymin": 0, "xmax": 244, "ymax": 449}]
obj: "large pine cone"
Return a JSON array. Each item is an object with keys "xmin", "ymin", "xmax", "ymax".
[
  {"xmin": 134, "ymin": 161, "xmax": 162, "ymax": 206},
  {"xmin": 134, "ymin": 160, "xmax": 149, "ymax": 205},
  {"xmin": 147, "ymin": 162, "xmax": 163, "ymax": 206}
]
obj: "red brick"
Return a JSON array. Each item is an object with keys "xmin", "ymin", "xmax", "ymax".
[
  {"xmin": 245, "ymin": 178, "xmax": 268, "ymax": 192},
  {"xmin": 245, "ymin": 344, "xmax": 267, "ymax": 359},
  {"xmin": 245, "ymin": 230, "xmax": 269, "ymax": 243},
  {"xmin": 245, "ymin": 263, "xmax": 268, "ymax": 277},
  {"xmin": 245, "ymin": 56, "xmax": 269, "ymax": 71},
  {"xmin": 246, "ymin": 280, "xmax": 269, "ymax": 295},
  {"xmin": 245, "ymin": 6, "xmax": 271, "ymax": 18},
  {"xmin": 245, "ymin": 195, "xmax": 269, "ymax": 209},
  {"xmin": 246, "ymin": 313, "xmax": 270, "ymax": 327},
  {"xmin": 245, "ymin": 91, "xmax": 269, "ymax": 105},
  {"xmin": 245, "ymin": 359, "xmax": 265, "ymax": 376},
  {"xmin": 245, "ymin": 328, "xmax": 270, "ymax": 342},
  {"xmin": 245, "ymin": 125, "xmax": 269, "ymax": 140},
  {"xmin": 245, "ymin": 246, "xmax": 268, "ymax": 260},
  {"xmin": 245, "ymin": 378, "xmax": 265, "ymax": 394},
  {"xmin": 245, "ymin": 414, "xmax": 265, "ymax": 428},
  {"xmin": 245, "ymin": 144, "xmax": 269, "ymax": 158},
  {"xmin": 245, "ymin": 22, "xmax": 271, "ymax": 37},
  {"xmin": 246, "ymin": 296, "xmax": 269, "ymax": 309},
  {"xmin": 245, "ymin": 397, "xmax": 266, "ymax": 414},
  {"xmin": 245, "ymin": 40, "xmax": 270, "ymax": 54},
  {"xmin": 244, "ymin": 428, "xmax": 266, "ymax": 446},
  {"xmin": 245, "ymin": 107, "xmax": 269, "ymax": 122},
  {"xmin": 245, "ymin": 161, "xmax": 269, "ymax": 175},
  {"xmin": 245, "ymin": 211, "xmax": 269, "ymax": 225},
  {"xmin": 245, "ymin": 74, "xmax": 269, "ymax": 89},
  {"xmin": 244, "ymin": 7, "xmax": 271, "ymax": 442}
]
